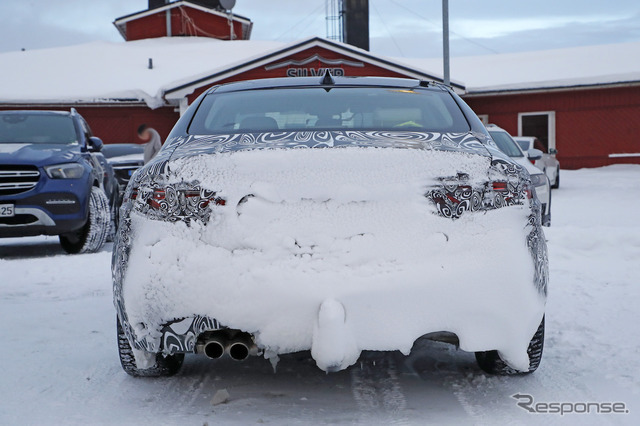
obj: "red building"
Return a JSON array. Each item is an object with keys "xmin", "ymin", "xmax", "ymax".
[
  {"xmin": 113, "ymin": 0, "xmax": 252, "ymax": 42},
  {"xmin": 1, "ymin": 0, "xmax": 638, "ymax": 169},
  {"xmin": 0, "ymin": 1, "xmax": 456, "ymax": 147},
  {"xmin": 404, "ymin": 44, "xmax": 640, "ymax": 169},
  {"xmin": 464, "ymin": 84, "xmax": 640, "ymax": 169}
]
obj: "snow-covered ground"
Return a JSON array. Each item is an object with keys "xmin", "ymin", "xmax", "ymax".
[{"xmin": 1, "ymin": 165, "xmax": 638, "ymax": 425}]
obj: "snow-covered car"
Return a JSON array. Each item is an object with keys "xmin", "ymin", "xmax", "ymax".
[
  {"xmin": 513, "ymin": 136, "xmax": 560, "ymax": 188},
  {"xmin": 0, "ymin": 109, "xmax": 118, "ymax": 253},
  {"xmin": 486, "ymin": 124, "xmax": 551, "ymax": 226},
  {"xmin": 112, "ymin": 75, "xmax": 548, "ymax": 377},
  {"xmin": 101, "ymin": 143, "xmax": 145, "ymax": 200}
]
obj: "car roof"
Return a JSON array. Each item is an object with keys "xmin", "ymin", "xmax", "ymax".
[
  {"xmin": 208, "ymin": 76, "xmax": 444, "ymax": 94},
  {"xmin": 0, "ymin": 110, "xmax": 71, "ymax": 117},
  {"xmin": 485, "ymin": 124, "xmax": 507, "ymax": 131}
]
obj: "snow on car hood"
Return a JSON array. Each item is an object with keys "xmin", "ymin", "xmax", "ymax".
[{"xmin": 122, "ymin": 146, "xmax": 545, "ymax": 372}]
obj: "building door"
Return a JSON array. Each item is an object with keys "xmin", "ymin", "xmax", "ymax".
[{"xmin": 518, "ymin": 111, "xmax": 556, "ymax": 151}]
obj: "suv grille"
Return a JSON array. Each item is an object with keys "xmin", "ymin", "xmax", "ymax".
[{"xmin": 0, "ymin": 166, "xmax": 41, "ymax": 196}]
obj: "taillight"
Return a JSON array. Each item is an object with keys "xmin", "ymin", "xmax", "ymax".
[
  {"xmin": 131, "ymin": 182, "xmax": 225, "ymax": 224},
  {"xmin": 149, "ymin": 188, "xmax": 166, "ymax": 209},
  {"xmin": 524, "ymin": 185, "xmax": 533, "ymax": 200},
  {"xmin": 492, "ymin": 181, "xmax": 508, "ymax": 191}
]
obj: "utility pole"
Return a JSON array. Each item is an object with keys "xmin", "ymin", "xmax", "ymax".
[{"xmin": 442, "ymin": 0, "xmax": 450, "ymax": 86}]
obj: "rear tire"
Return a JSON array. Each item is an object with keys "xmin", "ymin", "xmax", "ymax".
[
  {"xmin": 551, "ymin": 168, "xmax": 560, "ymax": 189},
  {"xmin": 59, "ymin": 186, "xmax": 110, "ymax": 254},
  {"xmin": 117, "ymin": 316, "xmax": 184, "ymax": 377},
  {"xmin": 106, "ymin": 191, "xmax": 120, "ymax": 242},
  {"xmin": 475, "ymin": 316, "xmax": 545, "ymax": 375}
]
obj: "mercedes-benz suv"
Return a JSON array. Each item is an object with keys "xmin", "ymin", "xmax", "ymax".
[{"xmin": 0, "ymin": 109, "xmax": 119, "ymax": 253}]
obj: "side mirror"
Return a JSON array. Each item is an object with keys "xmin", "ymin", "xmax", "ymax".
[
  {"xmin": 527, "ymin": 148, "xmax": 543, "ymax": 161},
  {"xmin": 548, "ymin": 148, "xmax": 558, "ymax": 155},
  {"xmin": 88, "ymin": 136, "xmax": 104, "ymax": 152}
]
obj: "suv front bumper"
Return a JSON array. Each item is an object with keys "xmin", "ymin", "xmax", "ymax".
[{"xmin": 0, "ymin": 177, "xmax": 90, "ymax": 237}]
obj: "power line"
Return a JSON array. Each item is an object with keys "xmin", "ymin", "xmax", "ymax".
[
  {"xmin": 371, "ymin": 0, "xmax": 406, "ymax": 56},
  {"xmin": 384, "ymin": 0, "xmax": 500, "ymax": 54},
  {"xmin": 274, "ymin": 1, "xmax": 326, "ymax": 41}
]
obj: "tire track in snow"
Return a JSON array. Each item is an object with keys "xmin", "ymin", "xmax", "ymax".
[{"xmin": 351, "ymin": 354, "xmax": 410, "ymax": 425}]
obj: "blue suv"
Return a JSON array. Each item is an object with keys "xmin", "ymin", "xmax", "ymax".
[{"xmin": 0, "ymin": 109, "xmax": 119, "ymax": 253}]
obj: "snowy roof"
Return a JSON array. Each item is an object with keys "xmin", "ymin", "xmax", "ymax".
[
  {"xmin": 0, "ymin": 37, "xmax": 285, "ymax": 109},
  {"xmin": 399, "ymin": 41, "xmax": 640, "ymax": 94},
  {"xmin": 4, "ymin": 37, "xmax": 636, "ymax": 108},
  {"xmin": 0, "ymin": 37, "xmax": 450, "ymax": 109}
]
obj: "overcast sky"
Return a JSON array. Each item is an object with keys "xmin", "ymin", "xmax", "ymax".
[{"xmin": 1, "ymin": 0, "xmax": 639, "ymax": 58}]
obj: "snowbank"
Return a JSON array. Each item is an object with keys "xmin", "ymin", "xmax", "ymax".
[{"xmin": 122, "ymin": 147, "xmax": 545, "ymax": 371}]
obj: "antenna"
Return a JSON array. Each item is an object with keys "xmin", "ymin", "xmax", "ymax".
[
  {"xmin": 219, "ymin": 0, "xmax": 235, "ymax": 9},
  {"xmin": 220, "ymin": 0, "xmax": 237, "ymax": 40},
  {"xmin": 325, "ymin": 0, "xmax": 343, "ymax": 41},
  {"xmin": 321, "ymin": 69, "xmax": 335, "ymax": 85}
]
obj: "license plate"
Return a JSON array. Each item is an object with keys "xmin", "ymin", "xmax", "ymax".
[{"xmin": 0, "ymin": 204, "xmax": 15, "ymax": 217}]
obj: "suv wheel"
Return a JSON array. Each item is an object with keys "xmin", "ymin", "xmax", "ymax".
[
  {"xmin": 117, "ymin": 316, "xmax": 184, "ymax": 377},
  {"xmin": 59, "ymin": 186, "xmax": 110, "ymax": 254},
  {"xmin": 475, "ymin": 316, "xmax": 545, "ymax": 375}
]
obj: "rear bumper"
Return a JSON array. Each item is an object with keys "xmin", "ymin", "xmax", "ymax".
[{"xmin": 115, "ymin": 207, "xmax": 547, "ymax": 372}]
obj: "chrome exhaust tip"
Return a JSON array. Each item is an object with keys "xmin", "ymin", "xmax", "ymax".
[
  {"xmin": 228, "ymin": 341, "xmax": 250, "ymax": 361},
  {"xmin": 203, "ymin": 339, "xmax": 225, "ymax": 359}
]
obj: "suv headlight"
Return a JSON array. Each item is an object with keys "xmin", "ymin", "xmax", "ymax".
[
  {"xmin": 529, "ymin": 173, "xmax": 547, "ymax": 187},
  {"xmin": 44, "ymin": 163, "xmax": 85, "ymax": 179}
]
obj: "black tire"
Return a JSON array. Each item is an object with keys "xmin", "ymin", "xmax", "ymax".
[
  {"xmin": 117, "ymin": 316, "xmax": 184, "ymax": 377},
  {"xmin": 475, "ymin": 316, "xmax": 545, "ymax": 375},
  {"xmin": 106, "ymin": 192, "xmax": 120, "ymax": 243},
  {"xmin": 59, "ymin": 186, "xmax": 111, "ymax": 254},
  {"xmin": 551, "ymin": 168, "xmax": 560, "ymax": 189}
]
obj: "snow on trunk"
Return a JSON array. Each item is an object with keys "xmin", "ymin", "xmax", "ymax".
[{"xmin": 123, "ymin": 147, "xmax": 544, "ymax": 371}]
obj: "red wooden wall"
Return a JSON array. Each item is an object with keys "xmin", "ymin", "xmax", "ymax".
[
  {"xmin": 124, "ymin": 6, "xmax": 246, "ymax": 41},
  {"xmin": 188, "ymin": 45, "xmax": 413, "ymax": 103},
  {"xmin": 465, "ymin": 85, "xmax": 640, "ymax": 169}
]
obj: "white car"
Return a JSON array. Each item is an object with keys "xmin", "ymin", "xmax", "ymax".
[
  {"xmin": 513, "ymin": 136, "xmax": 560, "ymax": 189},
  {"xmin": 112, "ymin": 77, "xmax": 548, "ymax": 377},
  {"xmin": 486, "ymin": 125, "xmax": 551, "ymax": 226}
]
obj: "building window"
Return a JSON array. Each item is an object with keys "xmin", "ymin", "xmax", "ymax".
[{"xmin": 518, "ymin": 111, "xmax": 556, "ymax": 151}]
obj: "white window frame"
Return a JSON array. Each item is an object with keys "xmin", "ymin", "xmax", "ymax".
[{"xmin": 518, "ymin": 111, "xmax": 556, "ymax": 150}]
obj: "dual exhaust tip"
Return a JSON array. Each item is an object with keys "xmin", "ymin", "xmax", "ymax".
[{"xmin": 197, "ymin": 331, "xmax": 257, "ymax": 361}]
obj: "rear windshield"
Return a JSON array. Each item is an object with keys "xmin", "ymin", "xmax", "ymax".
[
  {"xmin": 488, "ymin": 130, "xmax": 524, "ymax": 158},
  {"xmin": 0, "ymin": 114, "xmax": 78, "ymax": 144},
  {"xmin": 189, "ymin": 87, "xmax": 471, "ymax": 134}
]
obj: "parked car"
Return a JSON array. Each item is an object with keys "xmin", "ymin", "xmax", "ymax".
[
  {"xmin": 513, "ymin": 136, "xmax": 560, "ymax": 188},
  {"xmin": 113, "ymin": 75, "xmax": 548, "ymax": 377},
  {"xmin": 0, "ymin": 109, "xmax": 119, "ymax": 253},
  {"xmin": 101, "ymin": 143, "xmax": 145, "ymax": 200},
  {"xmin": 486, "ymin": 125, "xmax": 551, "ymax": 226}
]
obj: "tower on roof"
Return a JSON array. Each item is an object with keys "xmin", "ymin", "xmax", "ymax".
[{"xmin": 113, "ymin": 0, "xmax": 252, "ymax": 42}]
